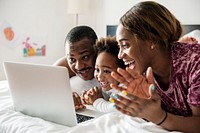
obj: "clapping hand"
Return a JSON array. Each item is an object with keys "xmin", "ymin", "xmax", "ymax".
[
  {"xmin": 110, "ymin": 67, "xmax": 165, "ymax": 123},
  {"xmin": 81, "ymin": 87, "xmax": 103, "ymax": 105}
]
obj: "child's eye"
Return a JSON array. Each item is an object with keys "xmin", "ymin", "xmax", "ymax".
[
  {"xmin": 95, "ymin": 68, "xmax": 99, "ymax": 73},
  {"xmin": 104, "ymin": 69, "xmax": 111, "ymax": 74}
]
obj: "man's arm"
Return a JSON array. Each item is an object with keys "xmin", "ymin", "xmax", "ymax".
[{"xmin": 53, "ymin": 56, "xmax": 76, "ymax": 77}]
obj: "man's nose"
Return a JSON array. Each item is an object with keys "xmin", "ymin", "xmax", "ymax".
[{"xmin": 75, "ymin": 60, "xmax": 83, "ymax": 70}]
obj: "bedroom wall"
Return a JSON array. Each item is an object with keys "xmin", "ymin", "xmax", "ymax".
[
  {"xmin": 0, "ymin": 0, "xmax": 99, "ymax": 80},
  {"xmin": 0, "ymin": 0, "xmax": 200, "ymax": 80}
]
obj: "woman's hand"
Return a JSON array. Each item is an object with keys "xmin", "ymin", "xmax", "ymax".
[
  {"xmin": 112, "ymin": 88, "xmax": 166, "ymax": 124},
  {"xmin": 111, "ymin": 67, "xmax": 154, "ymax": 99},
  {"xmin": 73, "ymin": 92, "xmax": 86, "ymax": 111},
  {"xmin": 81, "ymin": 87, "xmax": 103, "ymax": 105},
  {"xmin": 110, "ymin": 67, "xmax": 165, "ymax": 123}
]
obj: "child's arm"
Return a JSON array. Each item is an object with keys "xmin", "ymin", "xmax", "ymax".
[{"xmin": 93, "ymin": 98, "xmax": 116, "ymax": 113}]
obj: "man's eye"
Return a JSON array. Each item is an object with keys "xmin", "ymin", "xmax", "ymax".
[
  {"xmin": 82, "ymin": 55, "xmax": 89, "ymax": 61},
  {"xmin": 69, "ymin": 58, "xmax": 76, "ymax": 64}
]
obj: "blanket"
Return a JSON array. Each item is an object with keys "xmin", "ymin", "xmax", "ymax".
[{"xmin": 0, "ymin": 80, "xmax": 182, "ymax": 133}]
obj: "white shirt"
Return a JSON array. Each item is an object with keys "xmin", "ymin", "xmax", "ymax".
[
  {"xmin": 70, "ymin": 76, "xmax": 101, "ymax": 95},
  {"xmin": 93, "ymin": 88, "xmax": 119, "ymax": 113}
]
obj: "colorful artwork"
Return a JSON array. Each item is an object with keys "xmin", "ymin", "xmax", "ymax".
[
  {"xmin": 22, "ymin": 35, "xmax": 46, "ymax": 57},
  {"xmin": 0, "ymin": 21, "xmax": 20, "ymax": 48}
]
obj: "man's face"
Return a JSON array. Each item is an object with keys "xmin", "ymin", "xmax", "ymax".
[{"xmin": 66, "ymin": 38, "xmax": 96, "ymax": 80}]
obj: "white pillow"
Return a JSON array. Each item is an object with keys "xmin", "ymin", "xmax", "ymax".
[{"xmin": 182, "ymin": 29, "xmax": 200, "ymax": 43}]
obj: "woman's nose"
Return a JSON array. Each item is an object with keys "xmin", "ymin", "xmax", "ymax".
[{"xmin": 118, "ymin": 49, "xmax": 124, "ymax": 59}]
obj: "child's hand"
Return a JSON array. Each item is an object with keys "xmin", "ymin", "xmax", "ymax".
[
  {"xmin": 81, "ymin": 87, "xmax": 103, "ymax": 105},
  {"xmin": 73, "ymin": 92, "xmax": 86, "ymax": 111}
]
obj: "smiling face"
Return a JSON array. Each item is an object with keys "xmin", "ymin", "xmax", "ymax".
[
  {"xmin": 116, "ymin": 24, "xmax": 153, "ymax": 74},
  {"xmin": 94, "ymin": 52, "xmax": 119, "ymax": 91},
  {"xmin": 66, "ymin": 38, "xmax": 96, "ymax": 80}
]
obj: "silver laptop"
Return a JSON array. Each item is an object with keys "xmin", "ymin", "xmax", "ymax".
[{"xmin": 3, "ymin": 61, "xmax": 98, "ymax": 127}]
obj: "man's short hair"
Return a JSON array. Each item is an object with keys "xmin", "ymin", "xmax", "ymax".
[{"xmin": 65, "ymin": 26, "xmax": 97, "ymax": 45}]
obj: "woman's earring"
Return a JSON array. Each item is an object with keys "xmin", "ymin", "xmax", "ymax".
[{"xmin": 150, "ymin": 45, "xmax": 155, "ymax": 49}]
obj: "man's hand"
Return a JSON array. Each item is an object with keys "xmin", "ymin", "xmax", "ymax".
[{"xmin": 73, "ymin": 92, "xmax": 86, "ymax": 111}]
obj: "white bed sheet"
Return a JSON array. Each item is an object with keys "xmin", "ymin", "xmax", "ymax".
[{"xmin": 0, "ymin": 80, "xmax": 182, "ymax": 133}]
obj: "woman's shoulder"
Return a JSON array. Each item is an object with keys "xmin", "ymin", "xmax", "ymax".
[
  {"xmin": 171, "ymin": 42, "xmax": 200, "ymax": 75},
  {"xmin": 172, "ymin": 42, "xmax": 200, "ymax": 59}
]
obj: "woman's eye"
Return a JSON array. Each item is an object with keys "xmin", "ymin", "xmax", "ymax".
[{"xmin": 122, "ymin": 43, "xmax": 128, "ymax": 48}]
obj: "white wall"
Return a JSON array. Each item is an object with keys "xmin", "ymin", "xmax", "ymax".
[
  {"xmin": 94, "ymin": 0, "xmax": 200, "ymax": 37},
  {"xmin": 0, "ymin": 0, "xmax": 200, "ymax": 80},
  {"xmin": 0, "ymin": 0, "xmax": 96, "ymax": 80}
]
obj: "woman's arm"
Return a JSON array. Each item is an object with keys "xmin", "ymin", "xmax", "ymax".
[
  {"xmin": 111, "ymin": 67, "xmax": 200, "ymax": 133},
  {"xmin": 161, "ymin": 106, "xmax": 200, "ymax": 133},
  {"xmin": 53, "ymin": 56, "xmax": 76, "ymax": 77}
]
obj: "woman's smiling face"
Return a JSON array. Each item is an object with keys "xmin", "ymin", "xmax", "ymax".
[
  {"xmin": 94, "ymin": 52, "xmax": 119, "ymax": 91},
  {"xmin": 116, "ymin": 24, "xmax": 153, "ymax": 74}
]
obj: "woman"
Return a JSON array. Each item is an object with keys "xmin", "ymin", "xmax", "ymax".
[{"xmin": 110, "ymin": 1, "xmax": 200, "ymax": 133}]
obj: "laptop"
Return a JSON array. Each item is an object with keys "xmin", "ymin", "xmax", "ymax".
[{"xmin": 3, "ymin": 61, "xmax": 101, "ymax": 127}]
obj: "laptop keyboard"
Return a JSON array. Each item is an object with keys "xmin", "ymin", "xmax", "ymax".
[{"xmin": 76, "ymin": 114, "xmax": 94, "ymax": 123}]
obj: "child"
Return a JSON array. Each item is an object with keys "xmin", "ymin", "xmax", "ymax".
[{"xmin": 81, "ymin": 36, "xmax": 125, "ymax": 113}]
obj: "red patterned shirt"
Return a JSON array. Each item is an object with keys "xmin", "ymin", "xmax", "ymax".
[{"xmin": 155, "ymin": 42, "xmax": 200, "ymax": 116}]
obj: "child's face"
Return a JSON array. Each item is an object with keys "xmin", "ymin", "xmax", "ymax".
[{"xmin": 94, "ymin": 52, "xmax": 119, "ymax": 91}]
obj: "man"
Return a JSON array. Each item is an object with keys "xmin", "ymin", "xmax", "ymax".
[{"xmin": 54, "ymin": 26, "xmax": 100, "ymax": 110}]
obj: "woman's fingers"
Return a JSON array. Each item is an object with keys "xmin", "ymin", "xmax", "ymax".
[
  {"xmin": 110, "ymin": 83, "xmax": 125, "ymax": 92},
  {"xmin": 111, "ymin": 71, "xmax": 129, "ymax": 87},
  {"xmin": 114, "ymin": 95, "xmax": 140, "ymax": 116},
  {"xmin": 148, "ymin": 84, "xmax": 160, "ymax": 101},
  {"xmin": 146, "ymin": 67, "xmax": 154, "ymax": 84},
  {"xmin": 126, "ymin": 67, "xmax": 141, "ymax": 79}
]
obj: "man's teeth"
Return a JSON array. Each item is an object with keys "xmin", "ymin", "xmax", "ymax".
[{"xmin": 79, "ymin": 69, "xmax": 89, "ymax": 74}]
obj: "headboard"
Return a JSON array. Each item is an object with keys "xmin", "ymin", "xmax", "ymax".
[{"xmin": 107, "ymin": 25, "xmax": 200, "ymax": 37}]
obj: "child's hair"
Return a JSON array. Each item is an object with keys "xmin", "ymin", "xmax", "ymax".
[
  {"xmin": 95, "ymin": 36, "xmax": 125, "ymax": 69},
  {"xmin": 65, "ymin": 25, "xmax": 98, "ymax": 45}
]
